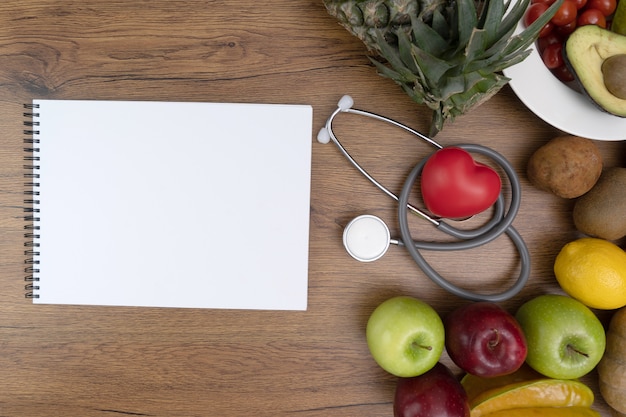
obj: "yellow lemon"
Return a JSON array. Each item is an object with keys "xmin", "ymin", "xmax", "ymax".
[{"xmin": 554, "ymin": 238, "xmax": 626, "ymax": 310}]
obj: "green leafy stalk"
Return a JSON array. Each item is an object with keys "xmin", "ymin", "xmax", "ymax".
[{"xmin": 324, "ymin": 0, "xmax": 565, "ymax": 136}]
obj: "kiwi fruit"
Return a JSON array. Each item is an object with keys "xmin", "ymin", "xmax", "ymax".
[
  {"xmin": 573, "ymin": 167, "xmax": 626, "ymax": 241},
  {"xmin": 598, "ymin": 307, "xmax": 626, "ymax": 415},
  {"xmin": 527, "ymin": 135, "xmax": 602, "ymax": 198}
]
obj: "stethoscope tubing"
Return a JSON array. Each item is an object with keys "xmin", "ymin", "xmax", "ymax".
[
  {"xmin": 402, "ymin": 143, "xmax": 521, "ymax": 248},
  {"xmin": 397, "ymin": 143, "xmax": 530, "ymax": 302},
  {"xmin": 320, "ymin": 96, "xmax": 530, "ymax": 302},
  {"xmin": 321, "ymin": 105, "xmax": 438, "ymax": 225}
]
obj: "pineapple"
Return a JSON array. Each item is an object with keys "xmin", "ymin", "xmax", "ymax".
[{"xmin": 324, "ymin": 0, "xmax": 563, "ymax": 136}]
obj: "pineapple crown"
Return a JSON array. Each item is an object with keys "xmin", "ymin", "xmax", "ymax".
[{"xmin": 325, "ymin": 0, "xmax": 564, "ymax": 136}]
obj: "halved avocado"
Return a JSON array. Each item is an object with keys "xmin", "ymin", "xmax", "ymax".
[{"xmin": 564, "ymin": 25, "xmax": 626, "ymax": 117}]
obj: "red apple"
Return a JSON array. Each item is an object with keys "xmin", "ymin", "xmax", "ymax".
[
  {"xmin": 394, "ymin": 362, "xmax": 470, "ymax": 417},
  {"xmin": 444, "ymin": 302, "xmax": 527, "ymax": 377}
]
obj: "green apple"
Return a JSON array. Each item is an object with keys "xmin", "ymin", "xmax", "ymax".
[
  {"xmin": 515, "ymin": 294, "xmax": 606, "ymax": 380},
  {"xmin": 366, "ymin": 296, "xmax": 444, "ymax": 377}
]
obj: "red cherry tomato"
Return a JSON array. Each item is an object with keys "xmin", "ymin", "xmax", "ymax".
[
  {"xmin": 538, "ymin": 32, "xmax": 563, "ymax": 52},
  {"xmin": 551, "ymin": 0, "xmax": 578, "ymax": 25},
  {"xmin": 531, "ymin": 0, "xmax": 612, "ymax": 86},
  {"xmin": 556, "ymin": 19, "xmax": 577, "ymax": 36},
  {"xmin": 552, "ymin": 65, "xmax": 576, "ymax": 82},
  {"xmin": 525, "ymin": 3, "xmax": 555, "ymax": 36},
  {"xmin": 541, "ymin": 21, "xmax": 555, "ymax": 37},
  {"xmin": 577, "ymin": 8, "xmax": 607, "ymax": 26},
  {"xmin": 585, "ymin": 0, "xmax": 616, "ymax": 15},
  {"xmin": 525, "ymin": 2, "xmax": 549, "ymax": 26},
  {"xmin": 542, "ymin": 43, "xmax": 565, "ymax": 69}
]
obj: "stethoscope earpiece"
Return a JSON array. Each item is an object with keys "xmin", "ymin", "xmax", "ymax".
[
  {"xmin": 317, "ymin": 127, "xmax": 331, "ymax": 144},
  {"xmin": 316, "ymin": 95, "xmax": 354, "ymax": 144},
  {"xmin": 337, "ymin": 95, "xmax": 354, "ymax": 111},
  {"xmin": 321, "ymin": 96, "xmax": 530, "ymax": 302}
]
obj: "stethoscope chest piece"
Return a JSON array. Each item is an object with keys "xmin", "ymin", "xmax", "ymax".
[{"xmin": 343, "ymin": 215, "xmax": 390, "ymax": 262}]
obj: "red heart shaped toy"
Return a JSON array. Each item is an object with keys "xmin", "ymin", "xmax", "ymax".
[{"xmin": 420, "ymin": 147, "xmax": 501, "ymax": 219}]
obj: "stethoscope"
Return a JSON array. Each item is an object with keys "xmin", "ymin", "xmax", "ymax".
[{"xmin": 317, "ymin": 95, "xmax": 530, "ymax": 302}]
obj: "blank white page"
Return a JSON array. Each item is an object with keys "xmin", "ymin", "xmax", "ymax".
[{"xmin": 31, "ymin": 99, "xmax": 312, "ymax": 310}]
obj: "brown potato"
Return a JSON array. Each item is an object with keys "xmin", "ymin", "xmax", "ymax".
[{"xmin": 527, "ymin": 135, "xmax": 602, "ymax": 198}]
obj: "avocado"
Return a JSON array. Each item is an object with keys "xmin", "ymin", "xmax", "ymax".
[
  {"xmin": 564, "ymin": 25, "xmax": 626, "ymax": 117},
  {"xmin": 613, "ymin": 0, "xmax": 626, "ymax": 36}
]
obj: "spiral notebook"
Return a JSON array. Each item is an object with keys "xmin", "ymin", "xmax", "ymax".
[{"xmin": 23, "ymin": 99, "xmax": 312, "ymax": 310}]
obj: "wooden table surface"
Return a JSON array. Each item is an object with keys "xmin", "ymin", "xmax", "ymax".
[{"xmin": 1, "ymin": 1, "xmax": 624, "ymax": 416}]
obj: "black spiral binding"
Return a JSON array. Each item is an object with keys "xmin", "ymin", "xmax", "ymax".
[{"xmin": 23, "ymin": 103, "xmax": 40, "ymax": 299}]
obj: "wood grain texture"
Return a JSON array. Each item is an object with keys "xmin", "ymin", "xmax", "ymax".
[{"xmin": 0, "ymin": 1, "xmax": 624, "ymax": 415}]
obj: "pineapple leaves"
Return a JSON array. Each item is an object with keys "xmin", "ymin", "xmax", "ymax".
[
  {"xmin": 410, "ymin": 17, "xmax": 448, "ymax": 56},
  {"xmin": 439, "ymin": 73, "xmax": 472, "ymax": 101},
  {"xmin": 497, "ymin": 0, "xmax": 531, "ymax": 33},
  {"xmin": 464, "ymin": 29, "xmax": 489, "ymax": 64},
  {"xmin": 476, "ymin": 0, "xmax": 563, "ymax": 71},
  {"xmin": 481, "ymin": 0, "xmax": 505, "ymax": 45},
  {"xmin": 466, "ymin": 0, "xmax": 564, "ymax": 72},
  {"xmin": 504, "ymin": 0, "xmax": 564, "ymax": 55},
  {"xmin": 430, "ymin": 9, "xmax": 449, "ymax": 39},
  {"xmin": 412, "ymin": 46, "xmax": 456, "ymax": 88},
  {"xmin": 375, "ymin": 28, "xmax": 454, "ymax": 91},
  {"xmin": 450, "ymin": 74, "xmax": 508, "ymax": 112},
  {"xmin": 371, "ymin": 31, "xmax": 419, "ymax": 82},
  {"xmin": 369, "ymin": 57, "xmax": 406, "ymax": 83},
  {"xmin": 456, "ymin": 0, "xmax": 478, "ymax": 51},
  {"xmin": 398, "ymin": 29, "xmax": 421, "ymax": 74},
  {"xmin": 418, "ymin": 0, "xmax": 447, "ymax": 20},
  {"xmin": 323, "ymin": 0, "xmax": 565, "ymax": 136}
]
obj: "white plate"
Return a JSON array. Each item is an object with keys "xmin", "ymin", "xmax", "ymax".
[{"xmin": 502, "ymin": 21, "xmax": 626, "ymax": 141}]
